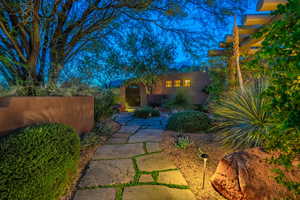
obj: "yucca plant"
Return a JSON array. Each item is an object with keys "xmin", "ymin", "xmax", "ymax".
[{"xmin": 211, "ymin": 79, "xmax": 271, "ymax": 149}]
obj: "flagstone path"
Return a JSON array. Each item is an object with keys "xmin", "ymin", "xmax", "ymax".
[{"xmin": 74, "ymin": 113, "xmax": 196, "ymax": 200}]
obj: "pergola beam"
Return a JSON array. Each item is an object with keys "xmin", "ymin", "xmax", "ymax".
[
  {"xmin": 257, "ymin": 0, "xmax": 287, "ymax": 11},
  {"xmin": 208, "ymin": 49, "xmax": 229, "ymax": 57},
  {"xmin": 243, "ymin": 14, "xmax": 273, "ymax": 26}
]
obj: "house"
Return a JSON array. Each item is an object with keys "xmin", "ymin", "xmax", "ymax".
[{"xmin": 117, "ymin": 71, "xmax": 211, "ymax": 109}]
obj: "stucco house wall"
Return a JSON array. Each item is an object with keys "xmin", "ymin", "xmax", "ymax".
[
  {"xmin": 151, "ymin": 71, "xmax": 210, "ymax": 104},
  {"xmin": 119, "ymin": 71, "xmax": 211, "ymax": 108}
]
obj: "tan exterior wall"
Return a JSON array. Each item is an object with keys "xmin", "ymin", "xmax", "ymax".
[
  {"xmin": 152, "ymin": 71, "xmax": 210, "ymax": 104},
  {"xmin": 119, "ymin": 71, "xmax": 211, "ymax": 107},
  {"xmin": 0, "ymin": 97, "xmax": 94, "ymax": 137}
]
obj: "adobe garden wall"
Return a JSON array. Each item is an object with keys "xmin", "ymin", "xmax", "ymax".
[{"xmin": 0, "ymin": 96, "xmax": 94, "ymax": 136}]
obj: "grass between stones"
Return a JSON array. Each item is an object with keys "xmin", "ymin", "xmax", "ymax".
[{"xmin": 78, "ymin": 151, "xmax": 189, "ymax": 200}]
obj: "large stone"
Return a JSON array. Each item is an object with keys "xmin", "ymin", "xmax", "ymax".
[
  {"xmin": 211, "ymin": 148, "xmax": 300, "ymax": 200},
  {"xmin": 73, "ymin": 188, "xmax": 116, "ymax": 200},
  {"xmin": 113, "ymin": 133, "xmax": 131, "ymax": 138},
  {"xmin": 123, "ymin": 185, "xmax": 196, "ymax": 200},
  {"xmin": 139, "ymin": 174, "xmax": 154, "ymax": 182},
  {"xmin": 128, "ymin": 129, "xmax": 163, "ymax": 143},
  {"xmin": 146, "ymin": 142, "xmax": 161, "ymax": 153},
  {"xmin": 79, "ymin": 159, "xmax": 135, "ymax": 187},
  {"xmin": 94, "ymin": 143, "xmax": 144, "ymax": 159},
  {"xmin": 118, "ymin": 126, "xmax": 140, "ymax": 134},
  {"xmin": 108, "ymin": 137, "xmax": 127, "ymax": 144},
  {"xmin": 158, "ymin": 170, "xmax": 188, "ymax": 186},
  {"xmin": 136, "ymin": 153, "xmax": 176, "ymax": 172}
]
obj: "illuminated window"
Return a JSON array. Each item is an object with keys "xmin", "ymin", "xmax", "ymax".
[
  {"xmin": 166, "ymin": 80, "xmax": 172, "ymax": 88},
  {"xmin": 174, "ymin": 80, "xmax": 181, "ymax": 87},
  {"xmin": 183, "ymin": 80, "xmax": 191, "ymax": 87}
]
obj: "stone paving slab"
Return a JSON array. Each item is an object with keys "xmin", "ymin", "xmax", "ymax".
[
  {"xmin": 108, "ymin": 137, "xmax": 127, "ymax": 144},
  {"xmin": 113, "ymin": 133, "xmax": 131, "ymax": 138},
  {"xmin": 146, "ymin": 142, "xmax": 161, "ymax": 153},
  {"xmin": 123, "ymin": 185, "xmax": 196, "ymax": 200},
  {"xmin": 136, "ymin": 153, "xmax": 176, "ymax": 172},
  {"xmin": 79, "ymin": 159, "xmax": 135, "ymax": 187},
  {"xmin": 73, "ymin": 188, "xmax": 116, "ymax": 200},
  {"xmin": 118, "ymin": 126, "xmax": 140, "ymax": 134},
  {"xmin": 158, "ymin": 170, "xmax": 188, "ymax": 186},
  {"xmin": 128, "ymin": 129, "xmax": 163, "ymax": 143},
  {"xmin": 139, "ymin": 174, "xmax": 154, "ymax": 182},
  {"xmin": 94, "ymin": 143, "xmax": 144, "ymax": 159}
]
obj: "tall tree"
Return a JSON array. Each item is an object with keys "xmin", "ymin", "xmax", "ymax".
[{"xmin": 0, "ymin": 0, "xmax": 248, "ymax": 86}]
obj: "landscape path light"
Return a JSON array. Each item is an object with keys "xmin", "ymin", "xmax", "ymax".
[{"xmin": 199, "ymin": 153, "xmax": 209, "ymax": 190}]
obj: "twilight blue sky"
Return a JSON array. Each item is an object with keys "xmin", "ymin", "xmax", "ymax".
[{"xmin": 174, "ymin": 0, "xmax": 268, "ymax": 65}]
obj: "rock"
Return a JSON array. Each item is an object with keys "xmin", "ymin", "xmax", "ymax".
[
  {"xmin": 211, "ymin": 148, "xmax": 300, "ymax": 200},
  {"xmin": 94, "ymin": 143, "xmax": 144, "ymax": 159},
  {"xmin": 79, "ymin": 159, "xmax": 135, "ymax": 187},
  {"xmin": 136, "ymin": 153, "xmax": 176, "ymax": 172},
  {"xmin": 139, "ymin": 174, "xmax": 154, "ymax": 182},
  {"xmin": 158, "ymin": 170, "xmax": 188, "ymax": 186},
  {"xmin": 108, "ymin": 137, "xmax": 127, "ymax": 144},
  {"xmin": 146, "ymin": 142, "xmax": 161, "ymax": 153},
  {"xmin": 123, "ymin": 185, "xmax": 196, "ymax": 200},
  {"xmin": 73, "ymin": 188, "xmax": 116, "ymax": 200}
]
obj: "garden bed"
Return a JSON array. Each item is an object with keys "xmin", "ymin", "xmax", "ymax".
[
  {"xmin": 161, "ymin": 131, "xmax": 233, "ymax": 200},
  {"xmin": 60, "ymin": 119, "xmax": 121, "ymax": 200}
]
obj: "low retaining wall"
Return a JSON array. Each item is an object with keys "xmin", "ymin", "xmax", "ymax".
[{"xmin": 0, "ymin": 96, "xmax": 94, "ymax": 136}]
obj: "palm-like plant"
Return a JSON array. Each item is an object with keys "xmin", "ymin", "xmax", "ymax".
[{"xmin": 211, "ymin": 79, "xmax": 270, "ymax": 149}]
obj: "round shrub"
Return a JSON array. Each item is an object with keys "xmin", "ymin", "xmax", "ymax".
[
  {"xmin": 167, "ymin": 111, "xmax": 211, "ymax": 133},
  {"xmin": 0, "ymin": 123, "xmax": 80, "ymax": 200},
  {"xmin": 133, "ymin": 107, "xmax": 160, "ymax": 118}
]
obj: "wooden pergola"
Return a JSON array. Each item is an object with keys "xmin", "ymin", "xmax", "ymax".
[{"xmin": 208, "ymin": 0, "xmax": 287, "ymax": 87}]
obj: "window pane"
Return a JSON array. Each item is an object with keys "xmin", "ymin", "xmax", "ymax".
[
  {"xmin": 183, "ymin": 80, "xmax": 191, "ymax": 87},
  {"xmin": 166, "ymin": 80, "xmax": 172, "ymax": 88},
  {"xmin": 174, "ymin": 80, "xmax": 181, "ymax": 87}
]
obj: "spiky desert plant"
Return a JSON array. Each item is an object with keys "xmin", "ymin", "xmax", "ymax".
[{"xmin": 211, "ymin": 79, "xmax": 270, "ymax": 149}]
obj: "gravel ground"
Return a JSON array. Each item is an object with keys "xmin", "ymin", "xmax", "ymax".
[{"xmin": 161, "ymin": 131, "xmax": 233, "ymax": 200}]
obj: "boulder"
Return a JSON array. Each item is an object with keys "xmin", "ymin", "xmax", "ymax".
[{"xmin": 211, "ymin": 148, "xmax": 300, "ymax": 200}]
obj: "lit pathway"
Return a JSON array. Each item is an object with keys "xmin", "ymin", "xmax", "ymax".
[{"xmin": 73, "ymin": 113, "xmax": 196, "ymax": 200}]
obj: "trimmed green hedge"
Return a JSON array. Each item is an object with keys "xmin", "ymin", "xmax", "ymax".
[
  {"xmin": 133, "ymin": 107, "xmax": 160, "ymax": 118},
  {"xmin": 167, "ymin": 111, "xmax": 211, "ymax": 133},
  {"xmin": 0, "ymin": 123, "xmax": 80, "ymax": 200}
]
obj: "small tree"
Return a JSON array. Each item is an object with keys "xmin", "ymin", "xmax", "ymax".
[{"xmin": 122, "ymin": 31, "xmax": 176, "ymax": 94}]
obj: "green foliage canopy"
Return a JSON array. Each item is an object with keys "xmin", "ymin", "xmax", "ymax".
[{"xmin": 245, "ymin": 0, "xmax": 300, "ymax": 194}]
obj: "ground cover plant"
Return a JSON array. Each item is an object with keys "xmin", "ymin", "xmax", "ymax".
[
  {"xmin": 167, "ymin": 111, "xmax": 211, "ymax": 133},
  {"xmin": 0, "ymin": 123, "xmax": 80, "ymax": 200},
  {"xmin": 174, "ymin": 134, "xmax": 193, "ymax": 149},
  {"xmin": 133, "ymin": 106, "xmax": 160, "ymax": 118}
]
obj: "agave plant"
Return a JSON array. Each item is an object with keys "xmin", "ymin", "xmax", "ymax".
[{"xmin": 211, "ymin": 79, "xmax": 271, "ymax": 149}]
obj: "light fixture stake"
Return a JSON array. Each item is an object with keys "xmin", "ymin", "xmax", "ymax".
[{"xmin": 200, "ymin": 153, "xmax": 209, "ymax": 190}]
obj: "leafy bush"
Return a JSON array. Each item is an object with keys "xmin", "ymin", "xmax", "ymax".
[
  {"xmin": 133, "ymin": 106, "xmax": 160, "ymax": 118},
  {"xmin": 244, "ymin": 0, "xmax": 300, "ymax": 194},
  {"xmin": 163, "ymin": 90, "xmax": 193, "ymax": 111},
  {"xmin": 167, "ymin": 111, "xmax": 211, "ymax": 133},
  {"xmin": 94, "ymin": 90, "xmax": 118, "ymax": 121},
  {"xmin": 174, "ymin": 134, "xmax": 193, "ymax": 149},
  {"xmin": 0, "ymin": 123, "xmax": 80, "ymax": 200},
  {"xmin": 0, "ymin": 83, "xmax": 99, "ymax": 97},
  {"xmin": 211, "ymin": 79, "xmax": 270, "ymax": 149},
  {"xmin": 202, "ymin": 67, "xmax": 226, "ymax": 103}
]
